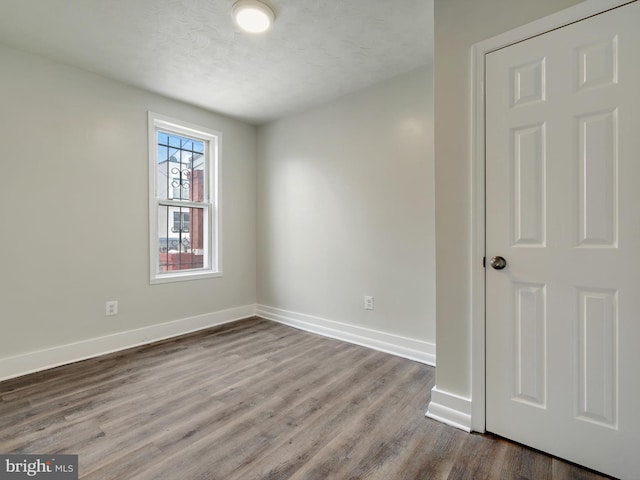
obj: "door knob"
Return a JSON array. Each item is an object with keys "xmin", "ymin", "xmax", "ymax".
[{"xmin": 490, "ymin": 256, "xmax": 507, "ymax": 270}]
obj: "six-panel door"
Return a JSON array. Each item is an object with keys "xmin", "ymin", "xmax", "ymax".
[{"xmin": 486, "ymin": 2, "xmax": 640, "ymax": 479}]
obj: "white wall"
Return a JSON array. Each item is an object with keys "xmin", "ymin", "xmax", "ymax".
[
  {"xmin": 432, "ymin": 0, "xmax": 584, "ymax": 403},
  {"xmin": 0, "ymin": 44, "xmax": 256, "ymax": 362},
  {"xmin": 257, "ymin": 67, "xmax": 435, "ymax": 349}
]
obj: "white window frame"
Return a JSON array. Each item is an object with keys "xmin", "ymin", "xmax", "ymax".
[{"xmin": 148, "ymin": 112, "xmax": 222, "ymax": 284}]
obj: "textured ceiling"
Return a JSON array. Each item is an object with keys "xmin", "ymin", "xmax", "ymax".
[{"xmin": 0, "ymin": 0, "xmax": 433, "ymax": 124}]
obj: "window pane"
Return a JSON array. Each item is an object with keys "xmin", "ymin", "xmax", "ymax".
[
  {"xmin": 190, "ymin": 151, "xmax": 205, "ymax": 202},
  {"xmin": 157, "ymin": 132, "xmax": 170, "ymax": 146},
  {"xmin": 158, "ymin": 205, "xmax": 206, "ymax": 272},
  {"xmin": 168, "ymin": 134, "xmax": 182, "ymax": 148},
  {"xmin": 156, "ymin": 130, "xmax": 206, "ymax": 201}
]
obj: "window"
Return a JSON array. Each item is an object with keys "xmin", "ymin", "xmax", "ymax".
[{"xmin": 148, "ymin": 112, "xmax": 221, "ymax": 283}]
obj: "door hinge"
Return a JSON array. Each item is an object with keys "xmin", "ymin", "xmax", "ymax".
[{"xmin": 483, "ymin": 256, "xmax": 486, "ymax": 268}]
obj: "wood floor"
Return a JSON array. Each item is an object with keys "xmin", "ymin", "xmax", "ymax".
[{"xmin": 0, "ymin": 317, "xmax": 610, "ymax": 479}]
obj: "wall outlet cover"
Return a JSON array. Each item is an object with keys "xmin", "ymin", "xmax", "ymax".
[
  {"xmin": 364, "ymin": 296, "xmax": 374, "ymax": 310},
  {"xmin": 105, "ymin": 300, "xmax": 118, "ymax": 316}
]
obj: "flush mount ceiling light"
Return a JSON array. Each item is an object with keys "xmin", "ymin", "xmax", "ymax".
[{"xmin": 232, "ymin": 0, "xmax": 275, "ymax": 34}]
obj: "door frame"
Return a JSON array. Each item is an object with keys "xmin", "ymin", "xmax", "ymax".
[{"xmin": 469, "ymin": 0, "xmax": 634, "ymax": 433}]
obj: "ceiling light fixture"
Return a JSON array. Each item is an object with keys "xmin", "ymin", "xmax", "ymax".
[{"xmin": 232, "ymin": 0, "xmax": 275, "ymax": 34}]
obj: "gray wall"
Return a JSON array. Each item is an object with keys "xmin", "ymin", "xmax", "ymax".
[
  {"xmin": 0, "ymin": 44, "xmax": 257, "ymax": 358},
  {"xmin": 257, "ymin": 67, "xmax": 436, "ymax": 343},
  {"xmin": 433, "ymin": 0, "xmax": 585, "ymax": 398}
]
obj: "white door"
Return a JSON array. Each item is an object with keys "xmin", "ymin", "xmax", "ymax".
[{"xmin": 486, "ymin": 2, "xmax": 640, "ymax": 479}]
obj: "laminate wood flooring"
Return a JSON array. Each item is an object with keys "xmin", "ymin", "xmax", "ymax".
[{"xmin": 0, "ymin": 317, "xmax": 610, "ymax": 479}]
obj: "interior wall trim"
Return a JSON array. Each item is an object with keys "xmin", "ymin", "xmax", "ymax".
[
  {"xmin": 426, "ymin": 386, "xmax": 472, "ymax": 432},
  {"xmin": 0, "ymin": 304, "xmax": 256, "ymax": 382},
  {"xmin": 255, "ymin": 304, "xmax": 436, "ymax": 366}
]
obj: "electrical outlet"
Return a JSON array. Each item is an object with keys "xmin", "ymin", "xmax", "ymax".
[
  {"xmin": 105, "ymin": 300, "xmax": 118, "ymax": 316},
  {"xmin": 364, "ymin": 295, "xmax": 374, "ymax": 310}
]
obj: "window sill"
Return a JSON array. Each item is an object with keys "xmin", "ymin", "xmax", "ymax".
[{"xmin": 151, "ymin": 270, "xmax": 223, "ymax": 285}]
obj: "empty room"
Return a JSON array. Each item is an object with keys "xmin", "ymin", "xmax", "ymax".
[{"xmin": 0, "ymin": 1, "xmax": 638, "ymax": 479}]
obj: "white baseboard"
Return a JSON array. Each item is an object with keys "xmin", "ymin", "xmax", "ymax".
[
  {"xmin": 255, "ymin": 304, "xmax": 435, "ymax": 366},
  {"xmin": 0, "ymin": 304, "xmax": 256, "ymax": 382},
  {"xmin": 426, "ymin": 386, "xmax": 472, "ymax": 432}
]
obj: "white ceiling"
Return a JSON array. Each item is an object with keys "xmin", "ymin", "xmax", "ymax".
[{"xmin": 0, "ymin": 0, "xmax": 433, "ymax": 125}]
